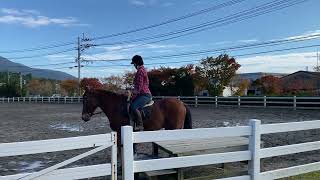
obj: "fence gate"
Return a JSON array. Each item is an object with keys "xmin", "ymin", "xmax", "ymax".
[{"xmin": 0, "ymin": 133, "xmax": 117, "ymax": 180}]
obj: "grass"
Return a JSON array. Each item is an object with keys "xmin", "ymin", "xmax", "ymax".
[{"xmin": 280, "ymin": 171, "xmax": 320, "ymax": 180}]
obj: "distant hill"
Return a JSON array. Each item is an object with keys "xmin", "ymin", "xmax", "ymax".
[
  {"xmin": 0, "ymin": 56, "xmax": 75, "ymax": 80},
  {"xmin": 239, "ymin": 72, "xmax": 288, "ymax": 81}
]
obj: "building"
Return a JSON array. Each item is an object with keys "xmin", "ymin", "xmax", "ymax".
[{"xmin": 281, "ymin": 71, "xmax": 320, "ymax": 95}]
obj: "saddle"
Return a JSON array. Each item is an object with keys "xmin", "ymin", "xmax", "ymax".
[{"xmin": 126, "ymin": 99, "xmax": 154, "ymax": 125}]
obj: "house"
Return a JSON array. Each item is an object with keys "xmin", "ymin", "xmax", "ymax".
[
  {"xmin": 245, "ymin": 72, "xmax": 287, "ymax": 96},
  {"xmin": 281, "ymin": 71, "xmax": 320, "ymax": 95}
]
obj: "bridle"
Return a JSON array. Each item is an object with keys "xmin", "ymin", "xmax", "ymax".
[{"xmin": 83, "ymin": 94, "xmax": 103, "ymax": 117}]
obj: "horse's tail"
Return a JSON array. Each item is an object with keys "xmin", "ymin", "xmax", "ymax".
[{"xmin": 183, "ymin": 104, "xmax": 192, "ymax": 129}]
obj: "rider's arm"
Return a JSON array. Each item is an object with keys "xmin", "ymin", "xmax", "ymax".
[{"xmin": 133, "ymin": 69, "xmax": 144, "ymax": 95}]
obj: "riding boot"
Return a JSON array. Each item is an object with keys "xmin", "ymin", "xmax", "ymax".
[{"xmin": 134, "ymin": 109, "xmax": 144, "ymax": 131}]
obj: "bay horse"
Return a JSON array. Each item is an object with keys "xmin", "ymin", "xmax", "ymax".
[{"xmin": 81, "ymin": 89, "xmax": 192, "ymax": 141}]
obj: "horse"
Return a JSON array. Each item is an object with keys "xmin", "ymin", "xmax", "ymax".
[{"xmin": 81, "ymin": 89, "xmax": 192, "ymax": 143}]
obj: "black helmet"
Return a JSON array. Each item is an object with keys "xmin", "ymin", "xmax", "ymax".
[{"xmin": 131, "ymin": 55, "xmax": 144, "ymax": 65}]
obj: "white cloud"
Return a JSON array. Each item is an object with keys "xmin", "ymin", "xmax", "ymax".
[
  {"xmin": 162, "ymin": 2, "xmax": 174, "ymax": 7},
  {"xmin": 82, "ymin": 53, "xmax": 126, "ymax": 61},
  {"xmin": 130, "ymin": 0, "xmax": 146, "ymax": 6},
  {"xmin": 46, "ymin": 54, "xmax": 74, "ymax": 62},
  {"xmin": 0, "ymin": 8, "xmax": 86, "ymax": 27},
  {"xmin": 237, "ymin": 52, "xmax": 318, "ymax": 73},
  {"xmin": 129, "ymin": 0, "xmax": 157, "ymax": 6},
  {"xmin": 284, "ymin": 30, "xmax": 320, "ymax": 40},
  {"xmin": 237, "ymin": 39, "xmax": 258, "ymax": 43},
  {"xmin": 98, "ymin": 43, "xmax": 185, "ymax": 53}
]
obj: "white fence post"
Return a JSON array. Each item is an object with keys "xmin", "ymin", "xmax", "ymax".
[
  {"xmin": 215, "ymin": 96, "xmax": 218, "ymax": 107},
  {"xmin": 121, "ymin": 126, "xmax": 134, "ymax": 180},
  {"xmin": 64, "ymin": 97, "xmax": 67, "ymax": 104},
  {"xmin": 78, "ymin": 97, "xmax": 81, "ymax": 103},
  {"xmin": 23, "ymin": 97, "xmax": 25, "ymax": 102},
  {"xmin": 263, "ymin": 96, "xmax": 267, "ymax": 108},
  {"xmin": 8, "ymin": 97, "xmax": 9, "ymax": 103},
  {"xmin": 293, "ymin": 96, "xmax": 297, "ymax": 110},
  {"xmin": 195, "ymin": 96, "xmax": 198, "ymax": 107},
  {"xmin": 238, "ymin": 96, "xmax": 241, "ymax": 107},
  {"xmin": 2, "ymin": 97, "xmax": 4, "ymax": 103},
  {"xmin": 111, "ymin": 132, "xmax": 117, "ymax": 180},
  {"xmin": 249, "ymin": 119, "xmax": 261, "ymax": 180}
]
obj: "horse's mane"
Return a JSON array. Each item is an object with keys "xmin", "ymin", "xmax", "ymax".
[{"xmin": 94, "ymin": 89, "xmax": 127, "ymax": 100}]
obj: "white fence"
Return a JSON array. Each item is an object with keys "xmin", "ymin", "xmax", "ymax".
[
  {"xmin": 0, "ymin": 133, "xmax": 117, "ymax": 180},
  {"xmin": 121, "ymin": 119, "xmax": 320, "ymax": 180},
  {"xmin": 1, "ymin": 96, "xmax": 320, "ymax": 109},
  {"xmin": 0, "ymin": 97, "xmax": 82, "ymax": 104}
]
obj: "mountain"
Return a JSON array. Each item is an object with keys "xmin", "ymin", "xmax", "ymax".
[
  {"xmin": 0, "ymin": 56, "xmax": 75, "ymax": 80},
  {"xmin": 239, "ymin": 72, "xmax": 288, "ymax": 81}
]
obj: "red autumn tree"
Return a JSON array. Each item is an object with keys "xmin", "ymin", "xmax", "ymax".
[
  {"xmin": 260, "ymin": 75, "xmax": 282, "ymax": 95},
  {"xmin": 80, "ymin": 78, "xmax": 103, "ymax": 90}
]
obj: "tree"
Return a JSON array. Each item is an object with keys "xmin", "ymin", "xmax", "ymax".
[
  {"xmin": 260, "ymin": 75, "xmax": 282, "ymax": 96},
  {"xmin": 123, "ymin": 71, "xmax": 135, "ymax": 89},
  {"xmin": 101, "ymin": 75, "xmax": 124, "ymax": 92},
  {"xmin": 234, "ymin": 79, "xmax": 250, "ymax": 96},
  {"xmin": 195, "ymin": 54, "xmax": 241, "ymax": 96},
  {"xmin": 60, "ymin": 80, "xmax": 78, "ymax": 96},
  {"xmin": 148, "ymin": 65, "xmax": 195, "ymax": 96},
  {"xmin": 40, "ymin": 81, "xmax": 54, "ymax": 96},
  {"xmin": 27, "ymin": 80, "xmax": 41, "ymax": 95},
  {"xmin": 80, "ymin": 78, "xmax": 103, "ymax": 90}
]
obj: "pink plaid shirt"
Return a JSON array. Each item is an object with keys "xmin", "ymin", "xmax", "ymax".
[{"xmin": 133, "ymin": 65, "xmax": 151, "ymax": 97}]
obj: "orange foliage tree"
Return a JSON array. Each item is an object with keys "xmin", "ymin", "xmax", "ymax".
[
  {"xmin": 80, "ymin": 78, "xmax": 103, "ymax": 91},
  {"xmin": 260, "ymin": 75, "xmax": 282, "ymax": 95},
  {"xmin": 60, "ymin": 79, "xmax": 78, "ymax": 96}
]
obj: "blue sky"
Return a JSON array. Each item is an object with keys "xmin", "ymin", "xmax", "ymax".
[{"xmin": 0, "ymin": 0, "xmax": 320, "ymax": 78}]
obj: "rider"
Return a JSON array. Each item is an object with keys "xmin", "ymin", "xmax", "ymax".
[{"xmin": 130, "ymin": 55, "xmax": 152, "ymax": 130}]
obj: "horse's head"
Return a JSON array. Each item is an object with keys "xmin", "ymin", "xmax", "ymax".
[{"xmin": 81, "ymin": 89, "xmax": 99, "ymax": 122}]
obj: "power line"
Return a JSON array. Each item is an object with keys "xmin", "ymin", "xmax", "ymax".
[
  {"xmin": 84, "ymin": 44, "xmax": 320, "ymax": 68},
  {"xmin": 92, "ymin": 0, "xmax": 308, "ymax": 51},
  {"xmin": 0, "ymin": 42, "xmax": 76, "ymax": 54},
  {"xmin": 5, "ymin": 48, "xmax": 76, "ymax": 60},
  {"xmin": 91, "ymin": 0, "xmax": 247, "ymax": 41},
  {"xmin": 0, "ymin": 0, "xmax": 245, "ymax": 54},
  {"xmin": 0, "ymin": 62, "xmax": 75, "ymax": 69},
  {"xmin": 84, "ymin": 33, "xmax": 320, "ymax": 62}
]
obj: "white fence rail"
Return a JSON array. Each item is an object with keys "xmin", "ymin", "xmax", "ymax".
[
  {"xmin": 1, "ymin": 96, "xmax": 320, "ymax": 109},
  {"xmin": 121, "ymin": 119, "xmax": 320, "ymax": 180},
  {"xmin": 0, "ymin": 133, "xmax": 117, "ymax": 180}
]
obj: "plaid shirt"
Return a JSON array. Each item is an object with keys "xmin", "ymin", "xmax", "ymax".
[{"xmin": 133, "ymin": 65, "xmax": 151, "ymax": 98}]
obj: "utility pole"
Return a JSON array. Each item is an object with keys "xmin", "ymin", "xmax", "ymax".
[
  {"xmin": 317, "ymin": 50, "xmax": 319, "ymax": 71},
  {"xmin": 7, "ymin": 71, "xmax": 10, "ymax": 85},
  {"xmin": 77, "ymin": 36, "xmax": 81, "ymax": 95},
  {"xmin": 19, "ymin": 72, "xmax": 23, "ymax": 96},
  {"xmin": 75, "ymin": 33, "xmax": 94, "ymax": 95}
]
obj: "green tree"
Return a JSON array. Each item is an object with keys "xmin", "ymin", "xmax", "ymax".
[
  {"xmin": 195, "ymin": 54, "xmax": 241, "ymax": 96},
  {"xmin": 148, "ymin": 65, "xmax": 195, "ymax": 96}
]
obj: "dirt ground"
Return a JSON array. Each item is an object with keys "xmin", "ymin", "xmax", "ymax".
[{"xmin": 1, "ymin": 103, "xmax": 320, "ymax": 179}]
